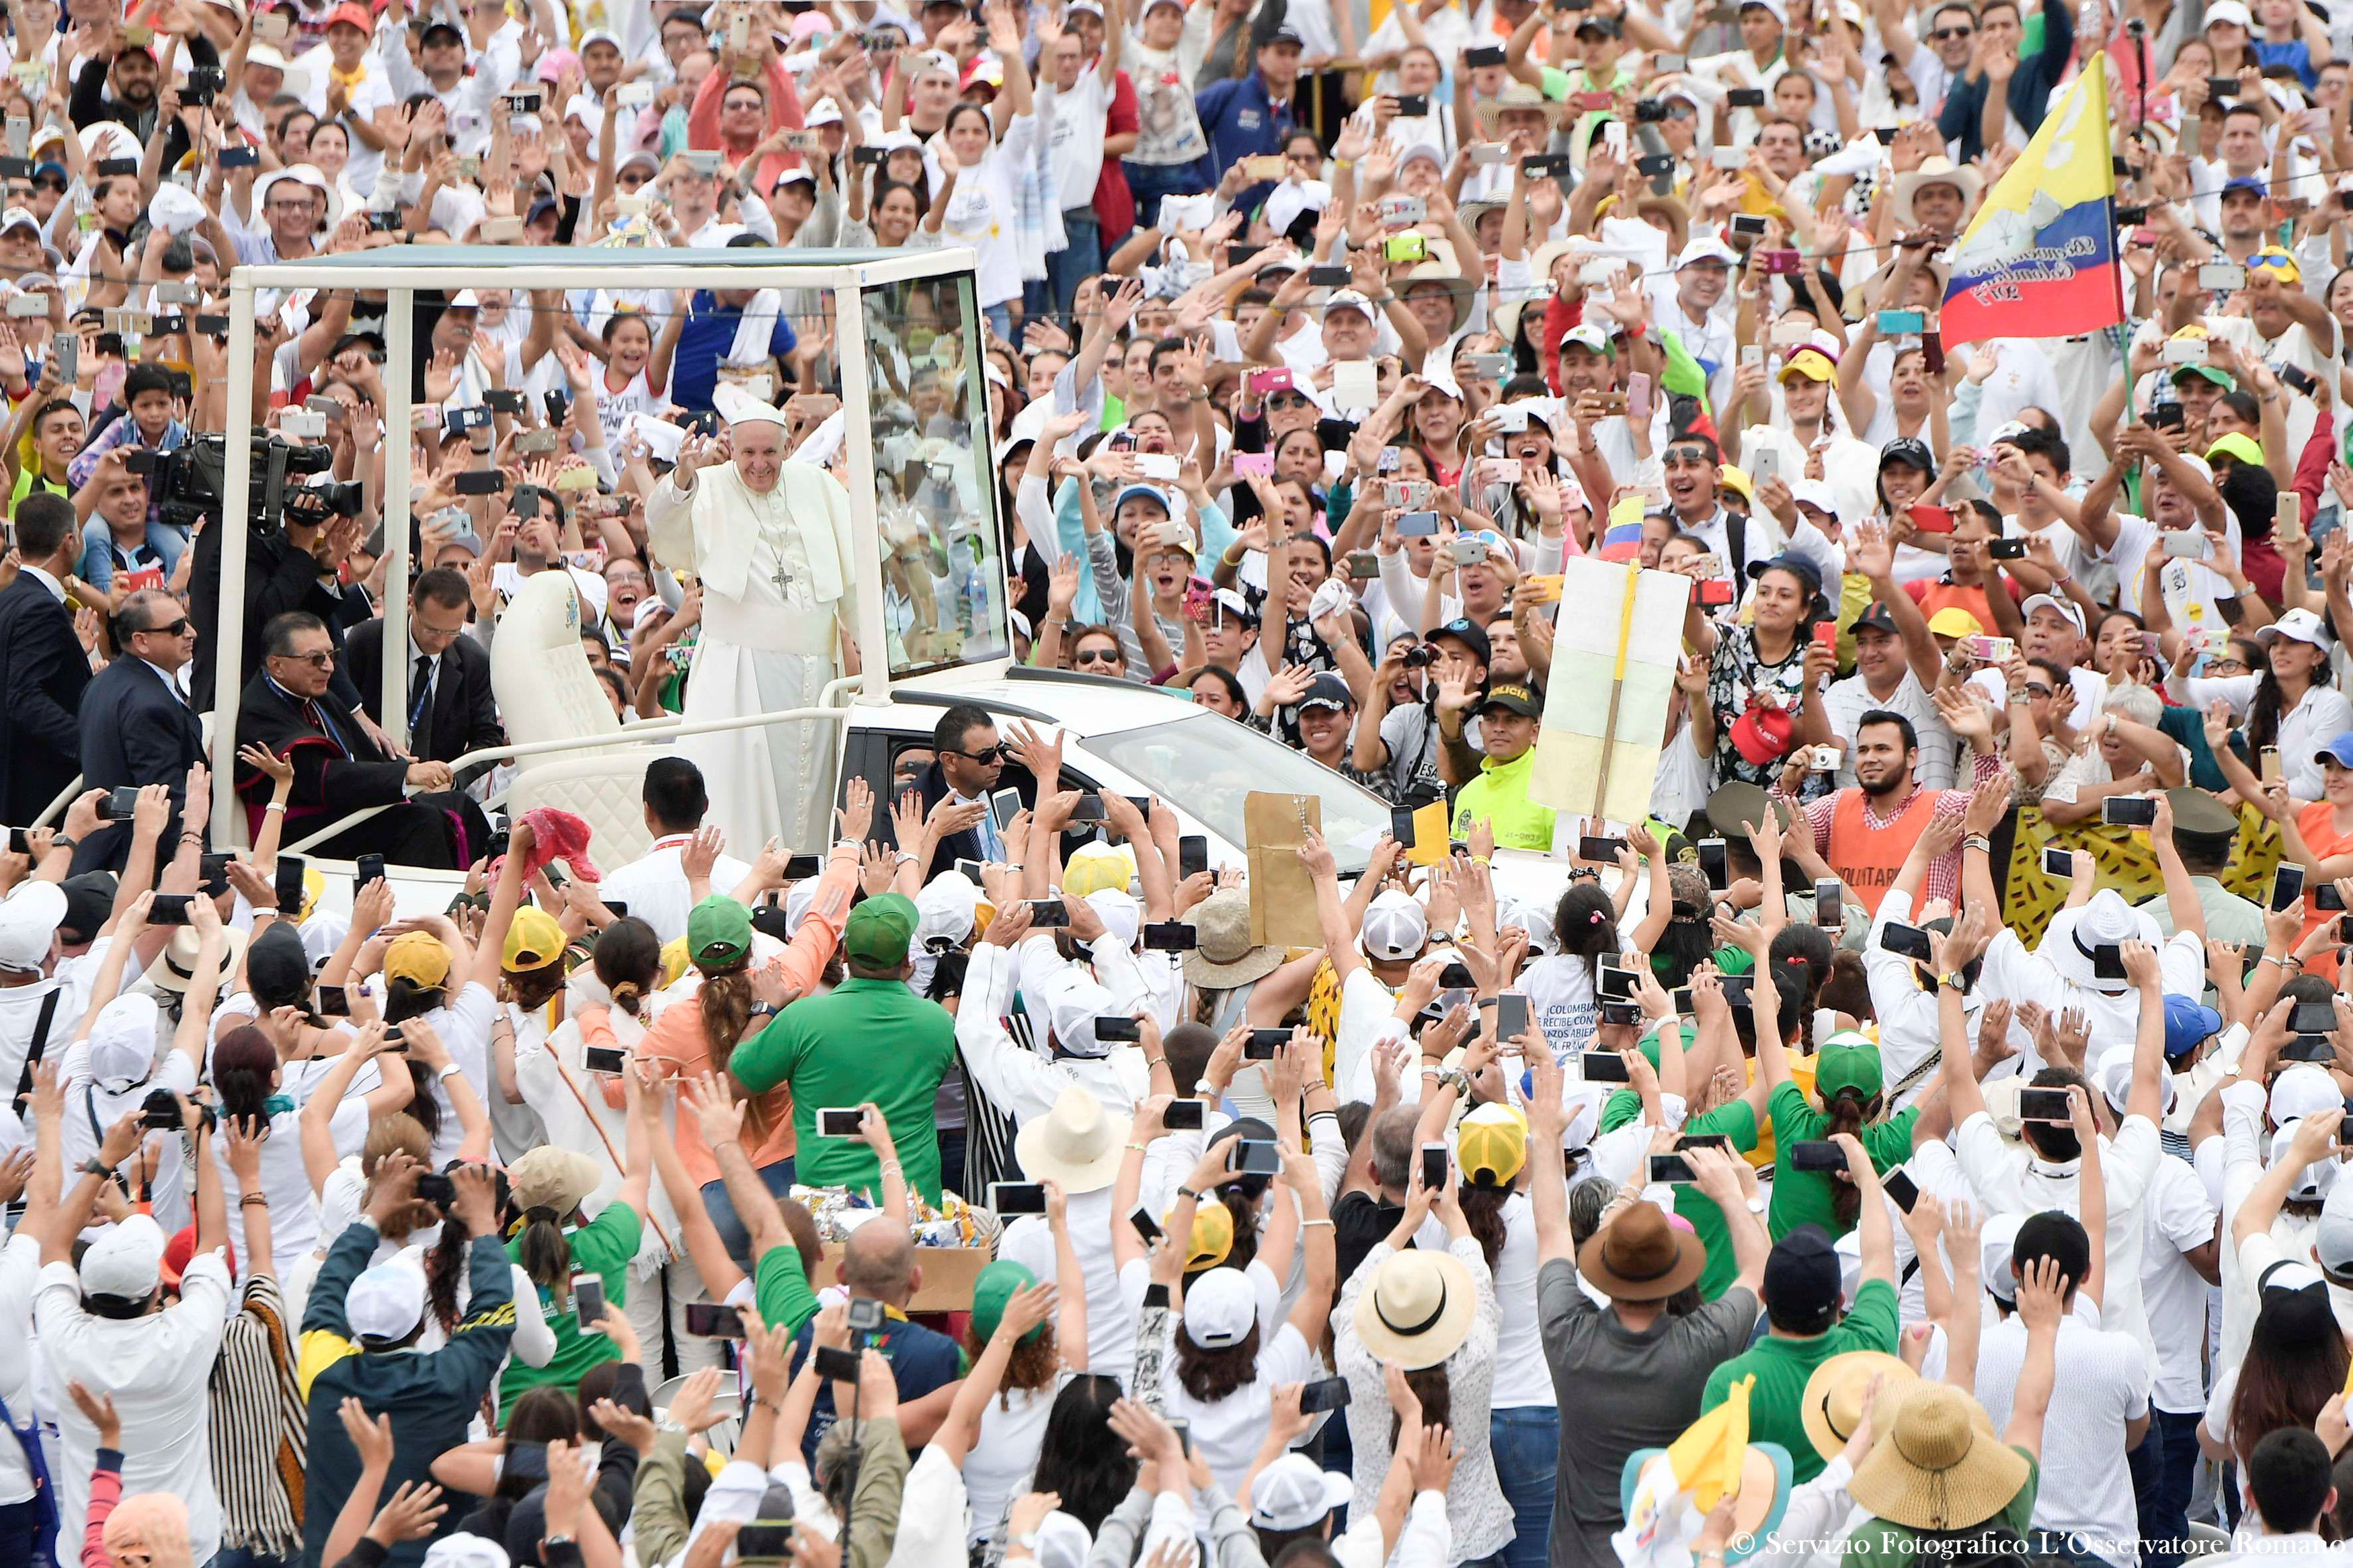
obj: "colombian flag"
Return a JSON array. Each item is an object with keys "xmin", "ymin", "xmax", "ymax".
[
  {"xmin": 1940, "ymin": 69, "xmax": 2124, "ymax": 347},
  {"xmin": 1599, "ymin": 492, "xmax": 1646, "ymax": 561}
]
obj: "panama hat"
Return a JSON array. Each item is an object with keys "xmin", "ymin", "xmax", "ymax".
[
  {"xmin": 1888, "ymin": 157, "xmax": 1983, "ymax": 228},
  {"xmin": 2038, "ymin": 887, "xmax": 2161, "ymax": 991},
  {"xmin": 140, "ymin": 923, "xmax": 247, "ymax": 995},
  {"xmin": 1846, "ymin": 1382, "xmax": 2026, "ymax": 1531},
  {"xmin": 1800, "ymin": 1350, "xmax": 1917, "ymax": 1460},
  {"xmin": 1350, "ymin": 1245, "xmax": 1480, "ymax": 1368},
  {"xmin": 1011, "ymin": 1085, "xmax": 1131, "ymax": 1195},
  {"xmin": 1617, "ymin": 1442, "xmax": 1793, "ymax": 1565},
  {"xmin": 1577, "ymin": 1200, "xmax": 1705, "ymax": 1300},
  {"xmin": 1474, "ymin": 81, "xmax": 1571, "ymax": 136},
  {"xmin": 1181, "ymin": 887, "xmax": 1284, "ymax": 989}
]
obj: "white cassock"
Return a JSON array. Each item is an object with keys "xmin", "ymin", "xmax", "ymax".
[{"xmin": 645, "ymin": 429, "xmax": 855, "ymax": 854}]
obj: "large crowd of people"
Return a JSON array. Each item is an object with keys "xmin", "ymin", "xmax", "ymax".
[{"xmin": 0, "ymin": 0, "xmax": 2349, "ymax": 1565}]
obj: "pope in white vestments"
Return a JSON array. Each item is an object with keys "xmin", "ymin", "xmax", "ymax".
[{"xmin": 645, "ymin": 399, "xmax": 855, "ymax": 854}]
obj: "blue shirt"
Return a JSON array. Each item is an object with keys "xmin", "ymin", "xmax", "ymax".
[
  {"xmin": 670, "ymin": 290, "xmax": 800, "ymax": 412},
  {"xmin": 1194, "ymin": 73, "xmax": 1295, "ymax": 212},
  {"xmin": 2254, "ymin": 37, "xmax": 2318, "ymax": 89},
  {"xmin": 786, "ymin": 1314, "xmax": 963, "ymax": 1462}
]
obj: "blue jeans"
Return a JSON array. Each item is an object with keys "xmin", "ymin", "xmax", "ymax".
[
  {"xmin": 1490, "ymin": 1406, "xmax": 1558, "ymax": 1568},
  {"xmin": 0, "ymin": 1497, "xmax": 46, "ymax": 1568},
  {"xmin": 701, "ymin": 1158, "xmax": 795, "ymax": 1270},
  {"xmin": 1044, "ymin": 208, "xmax": 1101, "ymax": 328},
  {"xmin": 2133, "ymin": 1410, "xmax": 2202, "ymax": 1568},
  {"xmin": 1123, "ymin": 161, "xmax": 1205, "ymax": 233}
]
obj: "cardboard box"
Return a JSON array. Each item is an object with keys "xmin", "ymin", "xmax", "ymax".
[{"xmin": 817, "ymin": 1241, "xmax": 990, "ymax": 1315}]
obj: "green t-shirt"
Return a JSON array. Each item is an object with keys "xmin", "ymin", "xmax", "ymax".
[
  {"xmin": 730, "ymin": 979, "xmax": 960, "ymax": 1202},
  {"xmin": 1841, "ymin": 1450, "xmax": 2040, "ymax": 1562},
  {"xmin": 1599, "ymin": 1095, "xmax": 1761, "ymax": 1301},
  {"xmin": 1765, "ymin": 1081, "xmax": 1921, "ymax": 1241},
  {"xmin": 755, "ymin": 1240, "xmax": 822, "ymax": 1339},
  {"xmin": 498, "ymin": 1200, "xmax": 643, "ymax": 1422},
  {"xmin": 1699, "ymin": 1278, "xmax": 1902, "ymax": 1483}
]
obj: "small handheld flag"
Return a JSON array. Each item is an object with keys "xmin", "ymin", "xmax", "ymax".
[
  {"xmin": 1599, "ymin": 492, "xmax": 1646, "ymax": 561},
  {"xmin": 1940, "ymin": 69, "xmax": 2124, "ymax": 346}
]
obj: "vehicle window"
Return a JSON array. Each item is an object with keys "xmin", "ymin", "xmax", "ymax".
[
  {"xmin": 860, "ymin": 273, "xmax": 1010, "ymax": 680},
  {"xmin": 1080, "ymin": 712, "xmax": 1385, "ymax": 876}
]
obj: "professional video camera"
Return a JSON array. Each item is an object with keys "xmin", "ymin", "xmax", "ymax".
[{"xmin": 128, "ymin": 430, "xmax": 347, "ymax": 534}]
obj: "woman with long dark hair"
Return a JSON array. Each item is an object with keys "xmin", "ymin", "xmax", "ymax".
[
  {"xmin": 1683, "ymin": 553, "xmax": 1836, "ymax": 789},
  {"xmin": 2170, "ymin": 606, "xmax": 2352, "ymax": 817},
  {"xmin": 961, "ymin": 1180, "xmax": 1091, "ymax": 1546},
  {"xmin": 1519, "ymin": 833, "xmax": 1671, "ymax": 1057},
  {"xmin": 222, "ymin": 1017, "xmax": 413, "ymax": 1274},
  {"xmin": 2211, "ymin": 1113, "xmax": 2353, "ymax": 1469}
]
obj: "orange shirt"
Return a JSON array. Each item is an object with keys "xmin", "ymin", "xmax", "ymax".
[
  {"xmin": 635, "ymin": 845, "xmax": 861, "ymax": 1188},
  {"xmin": 2294, "ymin": 800, "xmax": 2353, "ymax": 982},
  {"xmin": 1826, "ymin": 785, "xmax": 1942, "ymax": 917}
]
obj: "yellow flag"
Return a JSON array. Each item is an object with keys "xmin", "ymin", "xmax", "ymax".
[{"xmin": 1667, "ymin": 1375, "xmax": 1752, "ymax": 1511}]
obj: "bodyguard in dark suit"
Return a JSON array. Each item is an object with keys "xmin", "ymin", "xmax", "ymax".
[
  {"xmin": 73, "ymin": 590, "xmax": 207, "ymax": 872},
  {"xmin": 343, "ymin": 568, "xmax": 505, "ymax": 766},
  {"xmin": 0, "ymin": 495, "xmax": 93, "ymax": 825},
  {"xmin": 912, "ymin": 703, "xmax": 1016, "ymax": 882}
]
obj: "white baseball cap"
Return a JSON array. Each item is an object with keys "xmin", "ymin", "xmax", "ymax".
[
  {"xmin": 346, "ymin": 1260, "xmax": 430, "ymax": 1341},
  {"xmin": 86, "ymin": 993, "xmax": 161, "ymax": 1091},
  {"xmin": 1249, "ymin": 1454, "xmax": 1354, "ymax": 1532},
  {"xmin": 1181, "ymin": 1265, "xmax": 1257, "ymax": 1348},
  {"xmin": 81, "ymin": 1214, "xmax": 167, "ymax": 1301},
  {"xmin": 0, "ymin": 880, "xmax": 63, "ymax": 973},
  {"xmin": 1361, "ymin": 890, "xmax": 1429, "ymax": 961}
]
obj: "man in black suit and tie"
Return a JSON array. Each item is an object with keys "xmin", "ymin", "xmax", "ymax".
[
  {"xmin": 343, "ymin": 568, "xmax": 505, "ymax": 766},
  {"xmin": 0, "ymin": 494, "xmax": 93, "ymax": 826},
  {"xmin": 913, "ymin": 703, "xmax": 1010, "ymax": 882},
  {"xmin": 235, "ymin": 611, "xmax": 486, "ymax": 868},
  {"xmin": 73, "ymin": 589, "xmax": 207, "ymax": 871}
]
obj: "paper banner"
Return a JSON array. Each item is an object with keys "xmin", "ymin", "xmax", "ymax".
[
  {"xmin": 1245, "ymin": 790, "xmax": 1324, "ymax": 949},
  {"xmin": 1531, "ymin": 560, "xmax": 1691, "ymax": 826}
]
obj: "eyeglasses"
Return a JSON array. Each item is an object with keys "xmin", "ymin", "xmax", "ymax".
[
  {"xmin": 2022, "ymin": 684, "xmax": 2052, "ymax": 698},
  {"xmin": 272, "ymin": 649, "xmax": 335, "ymax": 668},
  {"xmin": 946, "ymin": 743, "xmax": 1005, "ymax": 763},
  {"xmin": 1072, "ymin": 648, "xmax": 1122, "ymax": 665}
]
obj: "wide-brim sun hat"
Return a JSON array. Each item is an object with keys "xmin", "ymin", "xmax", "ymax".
[
  {"xmin": 1011, "ymin": 1085, "xmax": 1132, "ymax": 1195},
  {"xmin": 1351, "ymin": 1245, "xmax": 1480, "ymax": 1368},
  {"xmin": 1846, "ymin": 1381, "xmax": 2026, "ymax": 1532},
  {"xmin": 1181, "ymin": 887, "xmax": 1284, "ymax": 989},
  {"xmin": 1800, "ymin": 1349, "xmax": 1917, "ymax": 1461}
]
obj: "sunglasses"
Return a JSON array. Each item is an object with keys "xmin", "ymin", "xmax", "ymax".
[
  {"xmin": 2249, "ymin": 252, "xmax": 2298, "ymax": 273},
  {"xmin": 946, "ymin": 743, "xmax": 1005, "ymax": 763},
  {"xmin": 143, "ymin": 618, "xmax": 191, "ymax": 638},
  {"xmin": 1072, "ymin": 648, "xmax": 1121, "ymax": 665},
  {"xmin": 1267, "ymin": 391, "xmax": 1312, "ymax": 409},
  {"xmin": 1929, "ymin": 24, "xmax": 1973, "ymax": 37},
  {"xmin": 272, "ymin": 649, "xmax": 336, "ymax": 668}
]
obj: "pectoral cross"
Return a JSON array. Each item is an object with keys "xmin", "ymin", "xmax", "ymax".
[{"xmin": 772, "ymin": 559, "xmax": 795, "ymax": 599}]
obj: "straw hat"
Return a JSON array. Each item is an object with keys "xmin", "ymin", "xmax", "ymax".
[
  {"xmin": 1473, "ymin": 81, "xmax": 1570, "ymax": 136},
  {"xmin": 1799, "ymin": 1350, "xmax": 1917, "ymax": 1461},
  {"xmin": 1845, "ymin": 1382, "xmax": 2027, "ymax": 1532},
  {"xmin": 140, "ymin": 923, "xmax": 248, "ymax": 995},
  {"xmin": 1888, "ymin": 157, "xmax": 1983, "ymax": 228},
  {"xmin": 1577, "ymin": 1201, "xmax": 1704, "ymax": 1301},
  {"xmin": 1181, "ymin": 888, "xmax": 1283, "ymax": 989},
  {"xmin": 1351, "ymin": 1246, "xmax": 1480, "ymax": 1368},
  {"xmin": 1011, "ymin": 1085, "xmax": 1131, "ymax": 1195}
]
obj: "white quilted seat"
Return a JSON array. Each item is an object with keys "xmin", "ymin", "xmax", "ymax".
[{"xmin": 488, "ymin": 570, "xmax": 659, "ymax": 869}]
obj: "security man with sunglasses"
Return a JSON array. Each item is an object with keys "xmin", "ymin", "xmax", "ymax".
[{"xmin": 72, "ymin": 589, "xmax": 205, "ymax": 871}]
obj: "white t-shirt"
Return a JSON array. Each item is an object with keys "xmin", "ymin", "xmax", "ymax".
[
  {"xmin": 1486, "ymin": 1194, "xmax": 1550, "ymax": 1409},
  {"xmin": 0, "ymin": 1234, "xmax": 38, "ymax": 1505},
  {"xmin": 2104, "ymin": 513, "xmax": 2243, "ymax": 635},
  {"xmin": 1522, "ymin": 944, "xmax": 1632, "ymax": 1062},
  {"xmin": 215, "ymin": 1098, "xmax": 370, "ymax": 1272},
  {"xmin": 1975, "ymin": 1311, "xmax": 2150, "ymax": 1563},
  {"xmin": 2137, "ymin": 1153, "xmax": 2217, "ymax": 1416},
  {"xmin": 1041, "ymin": 71, "xmax": 1112, "ymax": 213},
  {"xmin": 963, "ymin": 1374, "xmax": 1068, "ymax": 1542},
  {"xmin": 1159, "ymin": 1317, "xmax": 1317, "ymax": 1508}
]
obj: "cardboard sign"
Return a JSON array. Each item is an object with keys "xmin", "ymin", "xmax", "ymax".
[{"xmin": 1244, "ymin": 790, "xmax": 1323, "ymax": 949}]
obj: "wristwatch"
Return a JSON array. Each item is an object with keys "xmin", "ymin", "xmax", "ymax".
[
  {"xmin": 748, "ymin": 1002, "xmax": 780, "ymax": 1021},
  {"xmin": 1745, "ymin": 1196, "xmax": 1767, "ymax": 1216}
]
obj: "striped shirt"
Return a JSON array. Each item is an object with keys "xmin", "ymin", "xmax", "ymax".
[{"xmin": 208, "ymin": 1272, "xmax": 305, "ymax": 1559}]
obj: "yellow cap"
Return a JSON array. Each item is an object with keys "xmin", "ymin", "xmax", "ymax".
[
  {"xmin": 1458, "ymin": 1102, "xmax": 1529, "ymax": 1187},
  {"xmin": 1717, "ymin": 464, "xmax": 1755, "ymax": 505},
  {"xmin": 1061, "ymin": 842, "xmax": 1138, "ymax": 897},
  {"xmin": 504, "ymin": 907, "xmax": 567, "ymax": 972},
  {"xmin": 1926, "ymin": 606, "xmax": 1983, "ymax": 640},
  {"xmin": 1175, "ymin": 1198, "xmax": 1234, "ymax": 1270},
  {"xmin": 383, "ymin": 931, "xmax": 451, "ymax": 991}
]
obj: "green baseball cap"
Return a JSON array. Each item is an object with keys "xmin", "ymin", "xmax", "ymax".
[
  {"xmin": 969, "ymin": 1259, "xmax": 1043, "ymax": 1345},
  {"xmin": 843, "ymin": 891, "xmax": 918, "ymax": 968},
  {"xmin": 1814, "ymin": 1034, "xmax": 1883, "ymax": 1102},
  {"xmin": 686, "ymin": 895, "xmax": 752, "ymax": 969}
]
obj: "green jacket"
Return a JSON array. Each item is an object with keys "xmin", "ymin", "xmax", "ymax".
[{"xmin": 1451, "ymin": 748, "xmax": 1554, "ymax": 853}]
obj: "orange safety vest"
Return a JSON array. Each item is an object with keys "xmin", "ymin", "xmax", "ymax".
[{"xmin": 1827, "ymin": 786, "xmax": 1942, "ymax": 917}]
